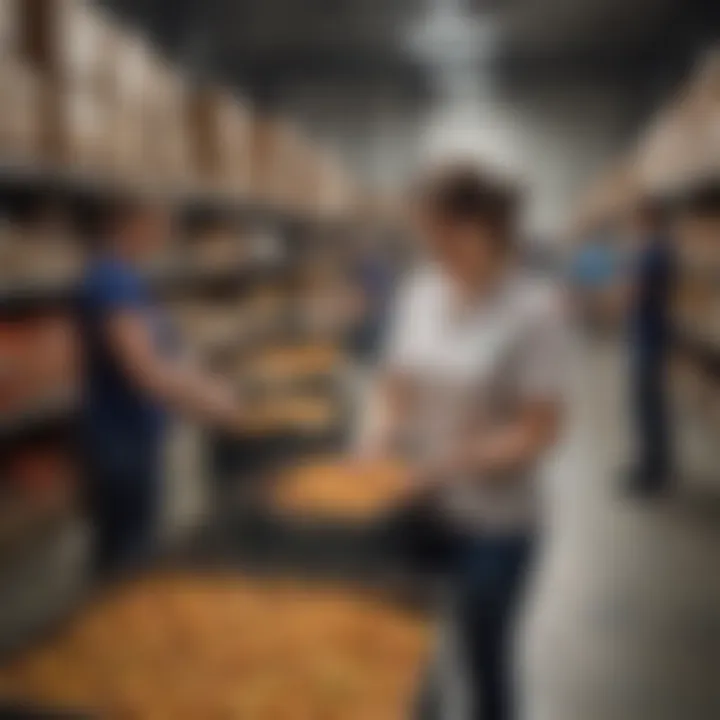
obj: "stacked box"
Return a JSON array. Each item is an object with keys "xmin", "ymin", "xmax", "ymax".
[
  {"xmin": 269, "ymin": 123, "xmax": 299, "ymax": 209},
  {"xmin": 685, "ymin": 49, "xmax": 720, "ymax": 182},
  {"xmin": 189, "ymin": 85, "xmax": 252, "ymax": 192},
  {"xmin": 0, "ymin": 315, "xmax": 77, "ymax": 417},
  {"xmin": 282, "ymin": 130, "xmax": 323, "ymax": 214},
  {"xmin": 23, "ymin": 0, "xmax": 115, "ymax": 88},
  {"xmin": 142, "ymin": 54, "xmax": 191, "ymax": 184},
  {"xmin": 638, "ymin": 50, "xmax": 720, "ymax": 195},
  {"xmin": 0, "ymin": 0, "xmax": 18, "ymax": 57},
  {"xmin": 250, "ymin": 116, "xmax": 284, "ymax": 204},
  {"xmin": 316, "ymin": 152, "xmax": 357, "ymax": 220},
  {"xmin": 0, "ymin": 58, "xmax": 42, "ymax": 160},
  {"xmin": 110, "ymin": 28, "xmax": 151, "ymax": 179},
  {"xmin": 23, "ymin": 0, "xmax": 118, "ymax": 170},
  {"xmin": 216, "ymin": 92, "xmax": 252, "ymax": 193},
  {"xmin": 297, "ymin": 147, "xmax": 323, "ymax": 216}
]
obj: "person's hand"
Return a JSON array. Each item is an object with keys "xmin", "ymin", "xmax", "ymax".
[
  {"xmin": 399, "ymin": 459, "xmax": 447, "ymax": 502},
  {"xmin": 224, "ymin": 404, "xmax": 266, "ymax": 437},
  {"xmin": 404, "ymin": 442, "xmax": 476, "ymax": 497},
  {"xmin": 351, "ymin": 432, "xmax": 390, "ymax": 467}
]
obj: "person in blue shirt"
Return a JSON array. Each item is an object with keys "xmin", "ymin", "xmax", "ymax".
[
  {"xmin": 569, "ymin": 229, "xmax": 619, "ymax": 289},
  {"xmin": 625, "ymin": 198, "xmax": 676, "ymax": 496},
  {"xmin": 77, "ymin": 197, "xmax": 247, "ymax": 577}
]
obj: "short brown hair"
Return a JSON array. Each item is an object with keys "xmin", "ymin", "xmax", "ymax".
[{"xmin": 414, "ymin": 163, "xmax": 521, "ymax": 246}]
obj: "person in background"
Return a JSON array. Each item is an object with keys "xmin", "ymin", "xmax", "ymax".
[
  {"xmin": 625, "ymin": 197, "xmax": 677, "ymax": 497},
  {"xmin": 359, "ymin": 164, "xmax": 568, "ymax": 720},
  {"xmin": 77, "ymin": 197, "xmax": 247, "ymax": 578}
]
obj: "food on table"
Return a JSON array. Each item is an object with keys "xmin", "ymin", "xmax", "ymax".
[
  {"xmin": 242, "ymin": 398, "xmax": 340, "ymax": 435},
  {"xmin": 274, "ymin": 459, "xmax": 410, "ymax": 520},
  {"xmin": 0, "ymin": 574, "xmax": 430, "ymax": 720}
]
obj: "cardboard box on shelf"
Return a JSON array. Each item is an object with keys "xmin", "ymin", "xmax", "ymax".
[
  {"xmin": 637, "ymin": 48, "xmax": 720, "ymax": 195},
  {"xmin": 216, "ymin": 91, "xmax": 252, "ymax": 192},
  {"xmin": 316, "ymin": 152, "xmax": 357, "ymax": 220},
  {"xmin": 250, "ymin": 116, "xmax": 286, "ymax": 204},
  {"xmin": 188, "ymin": 85, "xmax": 252, "ymax": 192},
  {"xmin": 109, "ymin": 105, "xmax": 146, "ymax": 179},
  {"xmin": 57, "ymin": 0, "xmax": 115, "ymax": 89},
  {"xmin": 43, "ymin": 84, "xmax": 113, "ymax": 170},
  {"xmin": 271, "ymin": 123, "xmax": 300, "ymax": 208},
  {"xmin": 143, "ymin": 58, "xmax": 192, "ymax": 183},
  {"xmin": 0, "ymin": 314, "xmax": 77, "ymax": 417},
  {"xmin": 0, "ymin": 0, "xmax": 19, "ymax": 57},
  {"xmin": 91, "ymin": 28, "xmax": 150, "ymax": 178},
  {"xmin": 686, "ymin": 51, "xmax": 720, "ymax": 181},
  {"xmin": 114, "ymin": 26, "xmax": 152, "ymax": 104},
  {"xmin": 277, "ymin": 128, "xmax": 323, "ymax": 213},
  {"xmin": 0, "ymin": 58, "xmax": 41, "ymax": 161},
  {"xmin": 22, "ymin": 0, "xmax": 116, "ymax": 90}
]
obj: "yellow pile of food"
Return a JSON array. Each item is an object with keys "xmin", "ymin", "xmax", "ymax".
[
  {"xmin": 243, "ymin": 345, "xmax": 342, "ymax": 381},
  {"xmin": 0, "ymin": 575, "xmax": 429, "ymax": 720},
  {"xmin": 274, "ymin": 459, "xmax": 410, "ymax": 520},
  {"xmin": 242, "ymin": 398, "xmax": 340, "ymax": 435}
]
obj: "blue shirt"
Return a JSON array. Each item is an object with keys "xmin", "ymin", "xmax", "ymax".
[
  {"xmin": 77, "ymin": 257, "xmax": 177, "ymax": 471},
  {"xmin": 568, "ymin": 241, "xmax": 620, "ymax": 290}
]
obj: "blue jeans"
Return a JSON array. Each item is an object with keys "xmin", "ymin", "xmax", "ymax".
[
  {"xmin": 84, "ymin": 447, "xmax": 161, "ymax": 578},
  {"xmin": 417, "ymin": 533, "xmax": 535, "ymax": 720},
  {"xmin": 631, "ymin": 346, "xmax": 672, "ymax": 490}
]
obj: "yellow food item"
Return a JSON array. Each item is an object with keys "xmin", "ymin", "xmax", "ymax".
[
  {"xmin": 243, "ymin": 399, "xmax": 339, "ymax": 435},
  {"xmin": 245, "ymin": 345, "xmax": 341, "ymax": 379},
  {"xmin": 274, "ymin": 459, "xmax": 410, "ymax": 519},
  {"xmin": 0, "ymin": 575, "xmax": 429, "ymax": 720}
]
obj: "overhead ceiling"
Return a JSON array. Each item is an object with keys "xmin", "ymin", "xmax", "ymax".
[{"xmin": 104, "ymin": 0, "xmax": 719, "ymax": 100}]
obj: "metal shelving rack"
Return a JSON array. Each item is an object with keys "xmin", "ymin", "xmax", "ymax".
[{"xmin": 0, "ymin": 154, "xmax": 359, "ymax": 658}]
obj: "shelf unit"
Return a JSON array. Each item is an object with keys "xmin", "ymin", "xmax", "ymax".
[
  {"xmin": 0, "ymin": 0, "xmax": 402, "ymax": 660},
  {"xmin": 568, "ymin": 48, "xmax": 720, "ymax": 486}
]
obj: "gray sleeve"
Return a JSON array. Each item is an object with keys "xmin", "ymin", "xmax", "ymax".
[{"xmin": 516, "ymin": 295, "xmax": 571, "ymax": 401}]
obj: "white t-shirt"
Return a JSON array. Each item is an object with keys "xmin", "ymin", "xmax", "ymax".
[{"xmin": 384, "ymin": 264, "xmax": 569, "ymax": 533}]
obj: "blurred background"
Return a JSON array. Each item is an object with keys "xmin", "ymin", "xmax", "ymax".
[{"xmin": 0, "ymin": 0, "xmax": 718, "ymax": 718}]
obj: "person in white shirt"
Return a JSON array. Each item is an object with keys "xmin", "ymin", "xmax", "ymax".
[{"xmin": 360, "ymin": 163, "xmax": 568, "ymax": 720}]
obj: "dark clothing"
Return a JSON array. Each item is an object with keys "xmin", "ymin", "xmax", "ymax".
[
  {"xmin": 416, "ymin": 533, "xmax": 535, "ymax": 720},
  {"xmin": 628, "ymin": 236, "xmax": 676, "ymax": 488},
  {"xmin": 77, "ymin": 257, "xmax": 173, "ymax": 458},
  {"xmin": 631, "ymin": 346, "xmax": 672, "ymax": 491},
  {"xmin": 77, "ymin": 256, "xmax": 177, "ymax": 575},
  {"xmin": 630, "ymin": 236, "xmax": 675, "ymax": 354},
  {"xmin": 84, "ymin": 448, "xmax": 161, "ymax": 576}
]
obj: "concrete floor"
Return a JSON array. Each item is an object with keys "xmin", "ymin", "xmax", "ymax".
[{"xmin": 521, "ymin": 339, "xmax": 720, "ymax": 720}]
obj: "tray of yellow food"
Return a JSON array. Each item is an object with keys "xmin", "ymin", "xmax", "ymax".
[
  {"xmin": 0, "ymin": 574, "xmax": 430, "ymax": 720},
  {"xmin": 188, "ymin": 453, "xmax": 453, "ymax": 585},
  {"xmin": 240, "ymin": 398, "xmax": 342, "ymax": 437},
  {"xmin": 242, "ymin": 344, "xmax": 343, "ymax": 383},
  {"xmin": 272, "ymin": 458, "xmax": 410, "ymax": 521}
]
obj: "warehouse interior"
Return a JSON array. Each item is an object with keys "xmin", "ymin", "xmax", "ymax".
[{"xmin": 0, "ymin": 0, "xmax": 719, "ymax": 718}]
